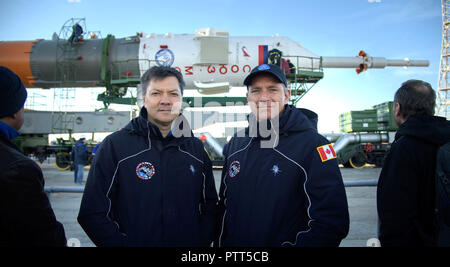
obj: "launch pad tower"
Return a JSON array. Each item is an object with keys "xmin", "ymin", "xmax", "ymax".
[{"xmin": 438, "ymin": 0, "xmax": 450, "ymax": 119}]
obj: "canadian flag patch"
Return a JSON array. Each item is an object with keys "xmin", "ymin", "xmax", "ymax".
[{"xmin": 317, "ymin": 144, "xmax": 337, "ymax": 162}]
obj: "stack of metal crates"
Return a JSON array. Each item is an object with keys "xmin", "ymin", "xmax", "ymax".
[
  {"xmin": 339, "ymin": 101, "xmax": 399, "ymax": 133},
  {"xmin": 372, "ymin": 101, "xmax": 398, "ymax": 131},
  {"xmin": 339, "ymin": 109, "xmax": 378, "ymax": 133}
]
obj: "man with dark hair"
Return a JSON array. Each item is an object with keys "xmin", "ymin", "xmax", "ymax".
[
  {"xmin": 217, "ymin": 64, "xmax": 349, "ymax": 247},
  {"xmin": 377, "ymin": 79, "xmax": 450, "ymax": 246},
  {"xmin": 78, "ymin": 66, "xmax": 219, "ymax": 247},
  {"xmin": 0, "ymin": 66, "xmax": 66, "ymax": 246},
  {"xmin": 140, "ymin": 65, "xmax": 185, "ymax": 96}
]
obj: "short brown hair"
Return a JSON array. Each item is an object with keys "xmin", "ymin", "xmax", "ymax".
[{"xmin": 394, "ymin": 79, "xmax": 436, "ymax": 118}]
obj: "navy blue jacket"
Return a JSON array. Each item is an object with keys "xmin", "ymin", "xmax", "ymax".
[
  {"xmin": 71, "ymin": 140, "xmax": 88, "ymax": 165},
  {"xmin": 77, "ymin": 107, "xmax": 219, "ymax": 247},
  {"xmin": 218, "ymin": 105, "xmax": 349, "ymax": 247}
]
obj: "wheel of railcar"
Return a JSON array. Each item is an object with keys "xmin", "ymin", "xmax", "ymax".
[
  {"xmin": 349, "ymin": 150, "xmax": 368, "ymax": 169},
  {"xmin": 55, "ymin": 152, "xmax": 71, "ymax": 171}
]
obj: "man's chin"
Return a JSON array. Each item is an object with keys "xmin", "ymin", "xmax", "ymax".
[
  {"xmin": 148, "ymin": 112, "xmax": 177, "ymax": 126},
  {"xmin": 256, "ymin": 109, "xmax": 279, "ymax": 120},
  {"xmin": 157, "ymin": 115, "xmax": 177, "ymax": 124}
]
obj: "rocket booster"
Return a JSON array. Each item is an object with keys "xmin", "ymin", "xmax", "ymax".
[{"xmin": 0, "ymin": 28, "xmax": 429, "ymax": 93}]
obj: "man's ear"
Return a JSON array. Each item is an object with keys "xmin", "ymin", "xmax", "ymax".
[
  {"xmin": 9, "ymin": 111, "xmax": 19, "ymax": 120},
  {"xmin": 394, "ymin": 102, "xmax": 401, "ymax": 117},
  {"xmin": 284, "ymin": 88, "xmax": 291, "ymax": 103}
]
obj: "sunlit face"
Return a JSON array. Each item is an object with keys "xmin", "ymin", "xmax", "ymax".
[
  {"xmin": 246, "ymin": 74, "xmax": 290, "ymax": 120},
  {"xmin": 143, "ymin": 76, "xmax": 182, "ymax": 127}
]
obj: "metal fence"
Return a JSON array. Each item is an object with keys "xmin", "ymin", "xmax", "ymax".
[{"xmin": 44, "ymin": 179, "xmax": 378, "ymax": 195}]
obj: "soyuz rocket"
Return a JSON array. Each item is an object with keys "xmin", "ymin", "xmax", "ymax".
[{"xmin": 0, "ymin": 26, "xmax": 429, "ymax": 96}]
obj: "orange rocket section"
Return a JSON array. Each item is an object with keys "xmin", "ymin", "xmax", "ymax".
[{"xmin": 0, "ymin": 41, "xmax": 36, "ymax": 87}]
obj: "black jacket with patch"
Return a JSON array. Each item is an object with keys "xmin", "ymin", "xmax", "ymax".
[
  {"xmin": 78, "ymin": 107, "xmax": 219, "ymax": 247},
  {"xmin": 218, "ymin": 105, "xmax": 349, "ymax": 247}
]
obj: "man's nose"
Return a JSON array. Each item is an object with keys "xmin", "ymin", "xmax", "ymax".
[
  {"xmin": 160, "ymin": 93, "xmax": 171, "ymax": 104},
  {"xmin": 259, "ymin": 91, "xmax": 270, "ymax": 101}
]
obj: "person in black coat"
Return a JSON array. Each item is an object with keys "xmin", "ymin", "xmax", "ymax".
[
  {"xmin": 0, "ymin": 66, "xmax": 66, "ymax": 246},
  {"xmin": 78, "ymin": 66, "xmax": 219, "ymax": 247},
  {"xmin": 217, "ymin": 64, "xmax": 349, "ymax": 247},
  {"xmin": 377, "ymin": 79, "xmax": 450, "ymax": 247}
]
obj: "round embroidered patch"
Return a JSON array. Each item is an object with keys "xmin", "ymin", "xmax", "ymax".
[
  {"xmin": 229, "ymin": 160, "xmax": 241, "ymax": 178},
  {"xmin": 136, "ymin": 162, "xmax": 155, "ymax": 180},
  {"xmin": 155, "ymin": 48, "xmax": 175, "ymax": 67},
  {"xmin": 258, "ymin": 64, "xmax": 270, "ymax": 70}
]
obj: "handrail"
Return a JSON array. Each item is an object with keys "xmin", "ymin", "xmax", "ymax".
[
  {"xmin": 110, "ymin": 58, "xmax": 156, "ymax": 81},
  {"xmin": 283, "ymin": 55, "xmax": 322, "ymax": 72},
  {"xmin": 44, "ymin": 179, "xmax": 378, "ymax": 195}
]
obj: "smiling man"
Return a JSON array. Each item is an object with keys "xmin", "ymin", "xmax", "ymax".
[
  {"xmin": 217, "ymin": 64, "xmax": 349, "ymax": 247},
  {"xmin": 78, "ymin": 66, "xmax": 219, "ymax": 247}
]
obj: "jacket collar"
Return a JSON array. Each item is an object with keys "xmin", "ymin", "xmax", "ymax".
[
  {"xmin": 395, "ymin": 114, "xmax": 450, "ymax": 146},
  {"xmin": 0, "ymin": 128, "xmax": 21, "ymax": 153},
  {"xmin": 128, "ymin": 107, "xmax": 194, "ymax": 146},
  {"xmin": 0, "ymin": 121, "xmax": 20, "ymax": 140},
  {"xmin": 245, "ymin": 104, "xmax": 317, "ymax": 139}
]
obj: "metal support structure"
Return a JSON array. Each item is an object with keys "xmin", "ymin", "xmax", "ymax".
[
  {"xmin": 438, "ymin": 0, "xmax": 450, "ymax": 119},
  {"xmin": 284, "ymin": 55, "xmax": 324, "ymax": 105},
  {"xmin": 55, "ymin": 18, "xmax": 87, "ymax": 84},
  {"xmin": 333, "ymin": 133, "xmax": 390, "ymax": 154},
  {"xmin": 52, "ymin": 18, "xmax": 83, "ymax": 133}
]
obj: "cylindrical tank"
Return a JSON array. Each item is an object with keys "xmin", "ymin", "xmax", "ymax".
[
  {"xmin": 0, "ymin": 41, "xmax": 36, "ymax": 87},
  {"xmin": 333, "ymin": 132, "xmax": 389, "ymax": 153},
  {"xmin": 0, "ymin": 36, "xmax": 140, "ymax": 88},
  {"xmin": 30, "ymin": 39, "xmax": 105, "ymax": 88}
]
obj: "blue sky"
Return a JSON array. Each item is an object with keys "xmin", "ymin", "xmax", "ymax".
[{"xmin": 0, "ymin": 0, "xmax": 443, "ymax": 133}]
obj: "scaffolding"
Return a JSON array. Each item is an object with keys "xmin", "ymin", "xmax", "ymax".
[
  {"xmin": 24, "ymin": 91, "xmax": 47, "ymax": 110},
  {"xmin": 284, "ymin": 55, "xmax": 324, "ymax": 105},
  {"xmin": 438, "ymin": 0, "xmax": 450, "ymax": 119},
  {"xmin": 51, "ymin": 18, "xmax": 86, "ymax": 135},
  {"xmin": 51, "ymin": 88, "xmax": 76, "ymax": 134}
]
